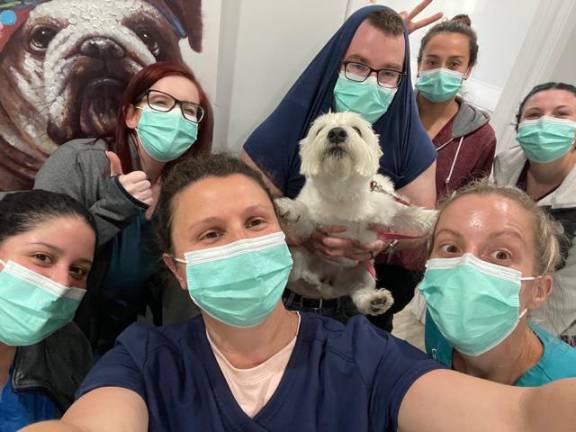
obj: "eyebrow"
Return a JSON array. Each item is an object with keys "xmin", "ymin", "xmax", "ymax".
[
  {"xmin": 28, "ymin": 242, "xmax": 63, "ymax": 253},
  {"xmin": 187, "ymin": 216, "xmax": 223, "ymax": 230},
  {"xmin": 490, "ymin": 230, "xmax": 525, "ymax": 243},
  {"xmin": 435, "ymin": 228, "xmax": 525, "ymax": 243},
  {"xmin": 434, "ymin": 228, "xmax": 463, "ymax": 239},
  {"xmin": 425, "ymin": 54, "xmax": 465, "ymax": 58},
  {"xmin": 344, "ymin": 54, "xmax": 403, "ymax": 71},
  {"xmin": 242, "ymin": 204, "xmax": 272, "ymax": 215}
]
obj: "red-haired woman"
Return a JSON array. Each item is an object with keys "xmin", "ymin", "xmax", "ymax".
[{"xmin": 34, "ymin": 62, "xmax": 213, "ymax": 354}]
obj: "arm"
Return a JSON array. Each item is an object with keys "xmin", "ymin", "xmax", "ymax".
[
  {"xmin": 20, "ymin": 387, "xmax": 148, "ymax": 432},
  {"xmin": 398, "ymin": 370, "xmax": 576, "ymax": 432},
  {"xmin": 240, "ymin": 150, "xmax": 284, "ymax": 197},
  {"xmin": 34, "ymin": 145, "xmax": 146, "ymax": 247},
  {"xmin": 389, "ymin": 162, "xmax": 437, "ymax": 253},
  {"xmin": 396, "ymin": 161, "xmax": 437, "ymax": 209}
]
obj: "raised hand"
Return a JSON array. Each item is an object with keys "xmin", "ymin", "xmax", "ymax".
[
  {"xmin": 106, "ymin": 151, "xmax": 153, "ymax": 206},
  {"xmin": 399, "ymin": 0, "xmax": 443, "ymax": 34}
]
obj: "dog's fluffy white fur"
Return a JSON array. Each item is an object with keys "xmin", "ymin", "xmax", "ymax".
[{"xmin": 276, "ymin": 112, "xmax": 437, "ymax": 315}]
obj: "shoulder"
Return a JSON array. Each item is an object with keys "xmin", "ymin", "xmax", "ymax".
[
  {"xmin": 45, "ymin": 322, "xmax": 93, "ymax": 363},
  {"xmin": 15, "ymin": 323, "xmax": 93, "ymax": 411},
  {"xmin": 493, "ymin": 146, "xmax": 526, "ymax": 185},
  {"xmin": 50, "ymin": 138, "xmax": 109, "ymax": 159},
  {"xmin": 113, "ymin": 318, "xmax": 204, "ymax": 364},
  {"xmin": 453, "ymin": 100, "xmax": 495, "ymax": 142},
  {"xmin": 468, "ymin": 122, "xmax": 496, "ymax": 146},
  {"xmin": 529, "ymin": 324, "xmax": 576, "ymax": 382},
  {"xmin": 37, "ymin": 138, "xmax": 110, "ymax": 174},
  {"xmin": 301, "ymin": 314, "xmax": 439, "ymax": 381}
]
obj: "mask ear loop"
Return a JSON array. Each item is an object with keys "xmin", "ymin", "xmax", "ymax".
[{"xmin": 518, "ymin": 275, "xmax": 544, "ymax": 318}]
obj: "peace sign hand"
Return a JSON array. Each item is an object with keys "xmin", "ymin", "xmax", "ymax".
[{"xmin": 399, "ymin": 0, "xmax": 443, "ymax": 34}]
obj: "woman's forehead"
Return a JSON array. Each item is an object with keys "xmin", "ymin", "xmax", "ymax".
[
  {"xmin": 437, "ymin": 194, "xmax": 534, "ymax": 241},
  {"xmin": 524, "ymin": 89, "xmax": 576, "ymax": 110},
  {"xmin": 171, "ymin": 175, "xmax": 273, "ymax": 224}
]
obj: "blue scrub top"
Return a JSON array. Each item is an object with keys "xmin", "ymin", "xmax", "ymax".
[
  {"xmin": 0, "ymin": 369, "xmax": 58, "ymax": 431},
  {"xmin": 78, "ymin": 313, "xmax": 442, "ymax": 431},
  {"xmin": 425, "ymin": 312, "xmax": 576, "ymax": 386}
]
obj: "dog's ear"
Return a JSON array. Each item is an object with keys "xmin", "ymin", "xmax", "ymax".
[{"xmin": 163, "ymin": 0, "xmax": 203, "ymax": 52}]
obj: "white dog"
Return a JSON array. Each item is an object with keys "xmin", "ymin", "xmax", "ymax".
[{"xmin": 276, "ymin": 112, "xmax": 437, "ymax": 315}]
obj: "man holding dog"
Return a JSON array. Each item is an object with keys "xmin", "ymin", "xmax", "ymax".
[{"xmin": 241, "ymin": 2, "xmax": 441, "ymax": 326}]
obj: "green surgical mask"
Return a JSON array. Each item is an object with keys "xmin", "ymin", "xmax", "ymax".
[
  {"xmin": 136, "ymin": 107, "xmax": 198, "ymax": 162},
  {"xmin": 174, "ymin": 232, "xmax": 293, "ymax": 328},
  {"xmin": 333, "ymin": 72, "xmax": 396, "ymax": 124},
  {"xmin": 0, "ymin": 259, "xmax": 85, "ymax": 346},
  {"xmin": 517, "ymin": 116, "xmax": 576, "ymax": 163},
  {"xmin": 415, "ymin": 68, "xmax": 463, "ymax": 103},
  {"xmin": 418, "ymin": 253, "xmax": 537, "ymax": 357}
]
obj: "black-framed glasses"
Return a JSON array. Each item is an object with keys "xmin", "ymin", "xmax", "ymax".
[
  {"xmin": 140, "ymin": 89, "xmax": 205, "ymax": 123},
  {"xmin": 342, "ymin": 61, "xmax": 405, "ymax": 88}
]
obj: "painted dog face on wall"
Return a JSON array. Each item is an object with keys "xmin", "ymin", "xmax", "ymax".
[{"xmin": 0, "ymin": 0, "xmax": 202, "ymax": 190}]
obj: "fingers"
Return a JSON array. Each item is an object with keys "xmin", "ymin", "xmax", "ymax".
[
  {"xmin": 318, "ymin": 225, "xmax": 348, "ymax": 235},
  {"xmin": 117, "ymin": 170, "xmax": 153, "ymax": 206},
  {"xmin": 145, "ymin": 182, "xmax": 162, "ymax": 220},
  {"xmin": 400, "ymin": 0, "xmax": 443, "ymax": 34},
  {"xmin": 361, "ymin": 240, "xmax": 386, "ymax": 253},
  {"xmin": 106, "ymin": 151, "xmax": 124, "ymax": 176},
  {"xmin": 404, "ymin": 0, "xmax": 434, "ymax": 21},
  {"xmin": 410, "ymin": 12, "xmax": 443, "ymax": 33},
  {"xmin": 308, "ymin": 229, "xmax": 386, "ymax": 261}
]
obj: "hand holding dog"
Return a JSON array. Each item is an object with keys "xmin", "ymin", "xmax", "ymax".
[
  {"xmin": 309, "ymin": 226, "xmax": 387, "ymax": 262},
  {"xmin": 106, "ymin": 151, "xmax": 154, "ymax": 207}
]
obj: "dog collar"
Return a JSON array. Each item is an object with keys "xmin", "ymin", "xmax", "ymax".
[
  {"xmin": 369, "ymin": 180, "xmax": 427, "ymax": 241},
  {"xmin": 369, "ymin": 180, "xmax": 412, "ymax": 206}
]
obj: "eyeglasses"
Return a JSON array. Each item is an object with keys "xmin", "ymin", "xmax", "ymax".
[
  {"xmin": 140, "ymin": 89, "xmax": 205, "ymax": 123},
  {"xmin": 341, "ymin": 61, "xmax": 404, "ymax": 88}
]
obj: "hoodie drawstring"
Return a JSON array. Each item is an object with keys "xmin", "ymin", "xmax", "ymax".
[{"xmin": 445, "ymin": 136, "xmax": 464, "ymax": 185}]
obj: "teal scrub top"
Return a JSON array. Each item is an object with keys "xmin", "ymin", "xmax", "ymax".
[{"xmin": 425, "ymin": 311, "xmax": 576, "ymax": 387}]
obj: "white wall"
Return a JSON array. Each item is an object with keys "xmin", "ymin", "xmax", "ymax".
[
  {"xmin": 213, "ymin": 0, "xmax": 349, "ymax": 153},
  {"xmin": 178, "ymin": 1, "xmax": 222, "ymax": 107},
  {"xmin": 550, "ymin": 19, "xmax": 576, "ymax": 83}
]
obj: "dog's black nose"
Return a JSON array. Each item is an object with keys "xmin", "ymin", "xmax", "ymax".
[
  {"xmin": 80, "ymin": 37, "xmax": 125, "ymax": 60},
  {"xmin": 327, "ymin": 127, "xmax": 347, "ymax": 144}
]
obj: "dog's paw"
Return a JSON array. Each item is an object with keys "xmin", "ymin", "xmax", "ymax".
[
  {"xmin": 300, "ymin": 269, "xmax": 324, "ymax": 287},
  {"xmin": 275, "ymin": 198, "xmax": 306, "ymax": 224},
  {"xmin": 354, "ymin": 288, "xmax": 395, "ymax": 316},
  {"xmin": 275, "ymin": 198, "xmax": 315, "ymax": 238}
]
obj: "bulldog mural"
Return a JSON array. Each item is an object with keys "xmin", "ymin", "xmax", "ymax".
[{"xmin": 0, "ymin": 0, "xmax": 203, "ymax": 190}]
